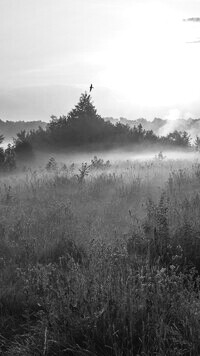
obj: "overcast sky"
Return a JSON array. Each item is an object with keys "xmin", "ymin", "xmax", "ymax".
[{"xmin": 1, "ymin": 0, "xmax": 200, "ymax": 121}]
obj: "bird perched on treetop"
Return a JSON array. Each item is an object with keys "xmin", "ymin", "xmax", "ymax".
[{"xmin": 90, "ymin": 84, "xmax": 94, "ymax": 92}]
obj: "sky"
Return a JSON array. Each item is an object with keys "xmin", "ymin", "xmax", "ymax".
[{"xmin": 0, "ymin": 0, "xmax": 200, "ymax": 121}]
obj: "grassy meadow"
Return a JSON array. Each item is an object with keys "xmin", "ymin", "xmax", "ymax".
[{"xmin": 1, "ymin": 151, "xmax": 200, "ymax": 355}]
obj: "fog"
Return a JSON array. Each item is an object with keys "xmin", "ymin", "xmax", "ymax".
[{"xmin": 32, "ymin": 148, "xmax": 200, "ymax": 169}]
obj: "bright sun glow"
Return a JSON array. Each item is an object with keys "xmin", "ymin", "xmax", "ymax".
[
  {"xmin": 95, "ymin": 2, "xmax": 200, "ymax": 109},
  {"xmin": 1, "ymin": 0, "xmax": 200, "ymax": 120}
]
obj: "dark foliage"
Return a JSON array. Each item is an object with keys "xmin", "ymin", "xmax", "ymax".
[
  {"xmin": 21, "ymin": 92, "xmax": 191, "ymax": 151},
  {"xmin": 0, "ymin": 136, "xmax": 16, "ymax": 171},
  {"xmin": 13, "ymin": 130, "xmax": 34, "ymax": 161}
]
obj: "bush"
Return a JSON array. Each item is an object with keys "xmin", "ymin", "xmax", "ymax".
[
  {"xmin": 45, "ymin": 157, "xmax": 57, "ymax": 171},
  {"xmin": 90, "ymin": 155, "xmax": 111, "ymax": 169}
]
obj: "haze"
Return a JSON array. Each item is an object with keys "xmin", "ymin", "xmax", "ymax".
[{"xmin": 1, "ymin": 0, "xmax": 200, "ymax": 121}]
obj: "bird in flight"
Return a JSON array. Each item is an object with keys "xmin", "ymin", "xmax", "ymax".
[{"xmin": 90, "ymin": 84, "xmax": 94, "ymax": 92}]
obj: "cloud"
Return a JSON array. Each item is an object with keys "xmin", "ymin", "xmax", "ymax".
[
  {"xmin": 183, "ymin": 17, "xmax": 200, "ymax": 22},
  {"xmin": 185, "ymin": 36, "xmax": 200, "ymax": 44},
  {"xmin": 186, "ymin": 40, "xmax": 200, "ymax": 43}
]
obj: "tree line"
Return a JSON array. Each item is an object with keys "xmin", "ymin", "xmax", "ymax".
[
  {"xmin": 1, "ymin": 92, "xmax": 199, "ymax": 170},
  {"xmin": 17, "ymin": 93, "xmax": 192, "ymax": 150}
]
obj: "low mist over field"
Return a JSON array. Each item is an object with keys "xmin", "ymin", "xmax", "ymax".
[{"xmin": 30, "ymin": 148, "xmax": 199, "ymax": 169}]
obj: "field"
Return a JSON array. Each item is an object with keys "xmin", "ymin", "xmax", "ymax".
[{"xmin": 1, "ymin": 151, "xmax": 200, "ymax": 355}]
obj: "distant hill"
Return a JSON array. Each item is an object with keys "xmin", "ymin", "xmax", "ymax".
[
  {"xmin": 104, "ymin": 117, "xmax": 200, "ymax": 138},
  {"xmin": 0, "ymin": 119, "xmax": 47, "ymax": 142}
]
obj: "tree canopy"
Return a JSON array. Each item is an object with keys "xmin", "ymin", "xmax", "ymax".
[{"xmin": 20, "ymin": 92, "xmax": 192, "ymax": 151}]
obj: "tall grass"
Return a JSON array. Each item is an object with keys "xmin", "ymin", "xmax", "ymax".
[{"xmin": 1, "ymin": 157, "xmax": 200, "ymax": 355}]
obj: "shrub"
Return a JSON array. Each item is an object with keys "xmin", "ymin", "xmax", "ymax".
[
  {"xmin": 76, "ymin": 162, "xmax": 91, "ymax": 183},
  {"xmin": 45, "ymin": 157, "xmax": 58, "ymax": 171},
  {"xmin": 90, "ymin": 156, "xmax": 111, "ymax": 169}
]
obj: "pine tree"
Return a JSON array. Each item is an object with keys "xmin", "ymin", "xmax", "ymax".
[
  {"xmin": 66, "ymin": 92, "xmax": 104, "ymax": 144},
  {"xmin": 68, "ymin": 92, "xmax": 98, "ymax": 121},
  {"xmin": 47, "ymin": 92, "xmax": 109, "ymax": 146}
]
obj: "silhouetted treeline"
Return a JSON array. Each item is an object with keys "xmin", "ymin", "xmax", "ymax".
[{"xmin": 12, "ymin": 93, "xmax": 192, "ymax": 152}]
